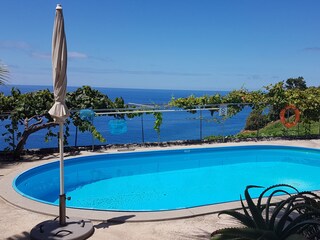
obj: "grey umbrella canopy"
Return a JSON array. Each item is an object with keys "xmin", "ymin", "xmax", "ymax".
[
  {"xmin": 30, "ymin": 5, "xmax": 94, "ymax": 240},
  {"xmin": 49, "ymin": 4, "xmax": 69, "ymax": 121}
]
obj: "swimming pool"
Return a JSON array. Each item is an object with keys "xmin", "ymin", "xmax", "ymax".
[{"xmin": 14, "ymin": 145, "xmax": 320, "ymax": 211}]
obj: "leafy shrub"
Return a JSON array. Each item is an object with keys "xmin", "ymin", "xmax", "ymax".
[{"xmin": 245, "ymin": 109, "xmax": 269, "ymax": 131}]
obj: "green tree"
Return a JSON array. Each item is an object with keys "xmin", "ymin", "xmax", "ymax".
[
  {"xmin": 169, "ymin": 81, "xmax": 320, "ymax": 134},
  {"xmin": 285, "ymin": 77, "xmax": 307, "ymax": 90},
  {"xmin": 0, "ymin": 86, "xmax": 164, "ymax": 157},
  {"xmin": 0, "ymin": 86, "xmax": 115, "ymax": 156},
  {"xmin": 264, "ymin": 81, "xmax": 288, "ymax": 121},
  {"xmin": 245, "ymin": 109, "xmax": 269, "ymax": 131},
  {"xmin": 0, "ymin": 88, "xmax": 56, "ymax": 154}
]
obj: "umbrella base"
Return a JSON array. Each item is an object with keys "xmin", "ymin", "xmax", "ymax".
[{"xmin": 30, "ymin": 217, "xmax": 94, "ymax": 240}]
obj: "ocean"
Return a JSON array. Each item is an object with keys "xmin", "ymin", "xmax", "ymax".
[{"xmin": 0, "ymin": 85, "xmax": 251, "ymax": 150}]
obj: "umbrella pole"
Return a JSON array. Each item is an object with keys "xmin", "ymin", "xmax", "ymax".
[
  {"xmin": 30, "ymin": 120, "xmax": 94, "ymax": 239},
  {"xmin": 59, "ymin": 122, "xmax": 66, "ymax": 226}
]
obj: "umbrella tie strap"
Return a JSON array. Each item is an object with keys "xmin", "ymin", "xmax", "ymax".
[
  {"xmin": 54, "ymin": 215, "xmax": 70, "ymax": 221},
  {"xmin": 55, "ymin": 229, "xmax": 73, "ymax": 236}
]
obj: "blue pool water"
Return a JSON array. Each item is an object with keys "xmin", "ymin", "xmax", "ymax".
[{"xmin": 14, "ymin": 145, "xmax": 320, "ymax": 211}]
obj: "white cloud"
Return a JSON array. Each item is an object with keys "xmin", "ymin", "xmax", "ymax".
[
  {"xmin": 0, "ymin": 40, "xmax": 30, "ymax": 50},
  {"xmin": 69, "ymin": 67, "xmax": 211, "ymax": 77},
  {"xmin": 31, "ymin": 52, "xmax": 51, "ymax": 59},
  {"xmin": 31, "ymin": 51, "xmax": 88, "ymax": 60},
  {"xmin": 303, "ymin": 47, "xmax": 320, "ymax": 52},
  {"xmin": 69, "ymin": 51, "xmax": 88, "ymax": 59}
]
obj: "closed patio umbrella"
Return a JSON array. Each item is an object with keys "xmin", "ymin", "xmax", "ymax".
[
  {"xmin": 30, "ymin": 4, "xmax": 93, "ymax": 239},
  {"xmin": 48, "ymin": 3, "xmax": 69, "ymax": 227}
]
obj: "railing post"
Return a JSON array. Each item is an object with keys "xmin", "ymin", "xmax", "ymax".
[
  {"xmin": 91, "ymin": 118, "xmax": 94, "ymax": 151},
  {"xmin": 12, "ymin": 123, "xmax": 15, "ymax": 151},
  {"xmin": 141, "ymin": 114, "xmax": 145, "ymax": 143},
  {"xmin": 199, "ymin": 109, "xmax": 203, "ymax": 140},
  {"xmin": 74, "ymin": 126, "xmax": 78, "ymax": 147}
]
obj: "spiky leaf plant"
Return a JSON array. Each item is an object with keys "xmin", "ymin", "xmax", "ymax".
[{"xmin": 211, "ymin": 184, "xmax": 320, "ymax": 240}]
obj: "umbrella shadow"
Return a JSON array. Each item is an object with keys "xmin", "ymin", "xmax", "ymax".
[
  {"xmin": 6, "ymin": 231, "xmax": 30, "ymax": 240},
  {"xmin": 94, "ymin": 215, "xmax": 136, "ymax": 229}
]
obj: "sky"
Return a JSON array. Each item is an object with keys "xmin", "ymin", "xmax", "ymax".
[{"xmin": 1, "ymin": 0, "xmax": 320, "ymax": 91}]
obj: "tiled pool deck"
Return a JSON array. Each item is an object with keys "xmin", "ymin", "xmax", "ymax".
[{"xmin": 0, "ymin": 140, "xmax": 319, "ymax": 239}]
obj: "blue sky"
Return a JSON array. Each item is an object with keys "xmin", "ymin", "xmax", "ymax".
[{"xmin": 1, "ymin": 1, "xmax": 320, "ymax": 91}]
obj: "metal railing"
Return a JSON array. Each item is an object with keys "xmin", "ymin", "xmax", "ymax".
[{"xmin": 0, "ymin": 103, "xmax": 319, "ymax": 151}]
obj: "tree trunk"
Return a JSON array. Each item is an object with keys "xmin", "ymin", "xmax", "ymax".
[{"xmin": 14, "ymin": 121, "xmax": 58, "ymax": 157}]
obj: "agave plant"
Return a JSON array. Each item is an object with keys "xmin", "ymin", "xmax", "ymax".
[{"xmin": 211, "ymin": 184, "xmax": 320, "ymax": 240}]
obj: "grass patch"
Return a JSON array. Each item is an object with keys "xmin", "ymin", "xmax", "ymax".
[{"xmin": 237, "ymin": 119, "xmax": 320, "ymax": 138}]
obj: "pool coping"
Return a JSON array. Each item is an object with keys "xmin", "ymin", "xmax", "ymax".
[{"xmin": 1, "ymin": 141, "xmax": 320, "ymax": 222}]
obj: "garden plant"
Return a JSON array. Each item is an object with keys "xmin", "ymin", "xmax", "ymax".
[{"xmin": 211, "ymin": 184, "xmax": 320, "ymax": 240}]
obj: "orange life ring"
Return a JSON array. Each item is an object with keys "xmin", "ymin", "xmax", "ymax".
[{"xmin": 280, "ymin": 105, "xmax": 300, "ymax": 128}]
